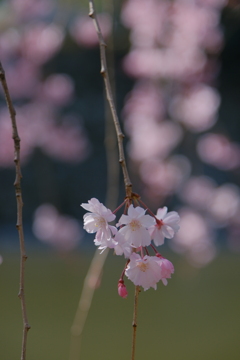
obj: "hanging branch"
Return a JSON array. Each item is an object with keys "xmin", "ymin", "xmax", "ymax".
[
  {"xmin": 0, "ymin": 61, "xmax": 30, "ymax": 360},
  {"xmin": 88, "ymin": 2, "xmax": 139, "ymax": 360},
  {"xmin": 89, "ymin": 0, "xmax": 132, "ymax": 198}
]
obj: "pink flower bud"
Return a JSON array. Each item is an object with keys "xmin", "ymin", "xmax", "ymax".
[
  {"xmin": 156, "ymin": 255, "xmax": 174, "ymax": 286},
  {"xmin": 118, "ymin": 280, "xmax": 128, "ymax": 298}
]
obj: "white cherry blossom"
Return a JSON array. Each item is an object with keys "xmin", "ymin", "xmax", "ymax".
[
  {"xmin": 113, "ymin": 231, "xmax": 132, "ymax": 258},
  {"xmin": 118, "ymin": 204, "xmax": 155, "ymax": 247},
  {"xmin": 148, "ymin": 207, "xmax": 180, "ymax": 246},
  {"xmin": 81, "ymin": 198, "xmax": 116, "ymax": 243}
]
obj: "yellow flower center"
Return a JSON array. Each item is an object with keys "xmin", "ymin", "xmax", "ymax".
[
  {"xmin": 129, "ymin": 219, "xmax": 141, "ymax": 231},
  {"xmin": 95, "ymin": 217, "xmax": 106, "ymax": 227},
  {"xmin": 137, "ymin": 261, "xmax": 149, "ymax": 272}
]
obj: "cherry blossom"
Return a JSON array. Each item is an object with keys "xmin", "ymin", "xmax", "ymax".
[
  {"xmin": 94, "ymin": 233, "xmax": 116, "ymax": 253},
  {"xmin": 148, "ymin": 207, "xmax": 180, "ymax": 246},
  {"xmin": 81, "ymin": 198, "xmax": 179, "ymax": 293},
  {"xmin": 125, "ymin": 253, "xmax": 162, "ymax": 291},
  {"xmin": 118, "ymin": 204, "xmax": 155, "ymax": 247},
  {"xmin": 81, "ymin": 198, "xmax": 116, "ymax": 244},
  {"xmin": 156, "ymin": 256, "xmax": 174, "ymax": 286},
  {"xmin": 112, "ymin": 231, "xmax": 133, "ymax": 258}
]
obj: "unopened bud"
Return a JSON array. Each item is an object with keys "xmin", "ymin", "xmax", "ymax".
[{"xmin": 118, "ymin": 280, "xmax": 128, "ymax": 299}]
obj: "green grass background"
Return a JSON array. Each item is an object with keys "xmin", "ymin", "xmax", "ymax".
[{"xmin": 1, "ymin": 250, "xmax": 240, "ymax": 360}]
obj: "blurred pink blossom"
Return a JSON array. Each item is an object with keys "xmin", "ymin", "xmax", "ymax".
[
  {"xmin": 70, "ymin": 13, "xmax": 112, "ymax": 47},
  {"xmin": 0, "ymin": 29, "xmax": 21, "ymax": 60},
  {"xmin": 170, "ymin": 208, "xmax": 216, "ymax": 267},
  {"xmin": 170, "ymin": 85, "xmax": 220, "ymax": 132},
  {"xmin": 208, "ymin": 184, "xmax": 240, "ymax": 225},
  {"xmin": 140, "ymin": 155, "xmax": 191, "ymax": 197},
  {"xmin": 121, "ymin": 0, "xmax": 168, "ymax": 47},
  {"xmin": 128, "ymin": 120, "xmax": 183, "ymax": 161},
  {"xmin": 37, "ymin": 74, "xmax": 74, "ymax": 106},
  {"xmin": 1, "ymin": 59, "xmax": 40, "ymax": 99},
  {"xmin": 179, "ymin": 176, "xmax": 216, "ymax": 210},
  {"xmin": 33, "ymin": 204, "xmax": 82, "ymax": 251},
  {"xmin": 41, "ymin": 116, "xmax": 90, "ymax": 163},
  {"xmin": 11, "ymin": 0, "xmax": 54, "ymax": 20},
  {"xmin": 123, "ymin": 48, "xmax": 206, "ymax": 80},
  {"xmin": 123, "ymin": 82, "xmax": 164, "ymax": 126},
  {"xmin": 122, "ymin": 0, "xmax": 223, "ymax": 80},
  {"xmin": 22, "ymin": 23, "xmax": 64, "ymax": 64},
  {"xmin": 0, "ymin": 104, "xmax": 90, "ymax": 167},
  {"xmin": 197, "ymin": 133, "xmax": 240, "ymax": 170}
]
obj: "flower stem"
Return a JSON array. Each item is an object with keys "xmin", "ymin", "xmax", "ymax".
[
  {"xmin": 131, "ymin": 286, "xmax": 140, "ymax": 360},
  {"xmin": 138, "ymin": 199, "xmax": 158, "ymax": 220}
]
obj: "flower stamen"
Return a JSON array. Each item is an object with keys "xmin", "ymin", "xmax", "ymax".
[
  {"xmin": 129, "ymin": 219, "xmax": 141, "ymax": 231},
  {"xmin": 137, "ymin": 261, "xmax": 149, "ymax": 272}
]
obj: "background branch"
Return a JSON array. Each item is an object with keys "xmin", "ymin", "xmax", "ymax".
[
  {"xmin": 0, "ymin": 61, "xmax": 30, "ymax": 360},
  {"xmin": 69, "ymin": 2, "xmax": 120, "ymax": 359}
]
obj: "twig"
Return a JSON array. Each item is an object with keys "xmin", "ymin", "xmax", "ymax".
[
  {"xmin": 88, "ymin": 3, "xmax": 139, "ymax": 360},
  {"xmin": 0, "ymin": 61, "xmax": 30, "ymax": 360},
  {"xmin": 131, "ymin": 286, "xmax": 140, "ymax": 360},
  {"xmin": 89, "ymin": 0, "xmax": 132, "ymax": 198}
]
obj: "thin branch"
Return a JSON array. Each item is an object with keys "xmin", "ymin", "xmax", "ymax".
[
  {"xmin": 88, "ymin": 4, "xmax": 139, "ymax": 360},
  {"xmin": 0, "ymin": 61, "xmax": 30, "ymax": 360},
  {"xmin": 131, "ymin": 286, "xmax": 140, "ymax": 360},
  {"xmin": 89, "ymin": 0, "xmax": 132, "ymax": 198}
]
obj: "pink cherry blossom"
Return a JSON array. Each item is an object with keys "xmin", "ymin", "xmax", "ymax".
[
  {"xmin": 118, "ymin": 204, "xmax": 155, "ymax": 247},
  {"xmin": 81, "ymin": 198, "xmax": 116, "ymax": 244},
  {"xmin": 148, "ymin": 207, "xmax": 180, "ymax": 246},
  {"xmin": 125, "ymin": 253, "xmax": 162, "ymax": 291},
  {"xmin": 156, "ymin": 256, "xmax": 174, "ymax": 285}
]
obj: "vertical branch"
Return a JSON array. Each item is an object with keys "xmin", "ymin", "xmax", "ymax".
[
  {"xmin": 89, "ymin": 0, "xmax": 132, "ymax": 198},
  {"xmin": 88, "ymin": 3, "xmax": 139, "ymax": 360},
  {"xmin": 0, "ymin": 62, "xmax": 30, "ymax": 360}
]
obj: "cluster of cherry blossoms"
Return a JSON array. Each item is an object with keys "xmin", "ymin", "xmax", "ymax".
[{"xmin": 81, "ymin": 197, "xmax": 180, "ymax": 297}]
